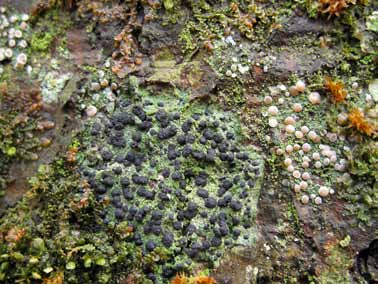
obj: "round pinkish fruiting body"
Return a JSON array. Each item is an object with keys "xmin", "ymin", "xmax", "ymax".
[
  {"xmin": 276, "ymin": 149, "xmax": 284, "ymax": 155},
  {"xmin": 302, "ymin": 161, "xmax": 309, "ymax": 168},
  {"xmin": 284, "ymin": 158, "xmax": 292, "ymax": 166},
  {"xmin": 318, "ymin": 186, "xmax": 330, "ymax": 197},
  {"xmin": 301, "ymin": 126, "xmax": 310, "ymax": 134},
  {"xmin": 312, "ymin": 152, "xmax": 320, "ymax": 160},
  {"xmin": 308, "ymin": 131, "xmax": 317, "ymax": 141},
  {"xmin": 294, "ymin": 184, "xmax": 301, "ymax": 193},
  {"xmin": 299, "ymin": 181, "xmax": 308, "ymax": 190},
  {"xmin": 295, "ymin": 80, "xmax": 306, "ymax": 92},
  {"xmin": 301, "ymin": 195, "xmax": 309, "ymax": 204},
  {"xmin": 295, "ymin": 131, "xmax": 304, "ymax": 139},
  {"xmin": 264, "ymin": 96, "xmax": 273, "ymax": 104},
  {"xmin": 86, "ymin": 105, "xmax": 98, "ymax": 117},
  {"xmin": 293, "ymin": 103, "xmax": 303, "ymax": 112},
  {"xmin": 268, "ymin": 118, "xmax": 278, "ymax": 128},
  {"xmin": 268, "ymin": 106, "xmax": 279, "ymax": 116},
  {"xmin": 289, "ymin": 86, "xmax": 299, "ymax": 96},
  {"xmin": 302, "ymin": 143, "xmax": 311, "ymax": 152},
  {"xmin": 286, "ymin": 145, "xmax": 294, "ymax": 153},
  {"xmin": 284, "ymin": 116, "xmax": 295, "ymax": 125},
  {"xmin": 293, "ymin": 170, "xmax": 301, "ymax": 179},
  {"xmin": 308, "ymin": 92, "xmax": 321, "ymax": 104},
  {"xmin": 287, "ymin": 165, "xmax": 294, "ymax": 172},
  {"xmin": 314, "ymin": 196, "xmax": 322, "ymax": 205},
  {"xmin": 302, "ymin": 172, "xmax": 311, "ymax": 180},
  {"xmin": 285, "ymin": 125, "xmax": 295, "ymax": 134}
]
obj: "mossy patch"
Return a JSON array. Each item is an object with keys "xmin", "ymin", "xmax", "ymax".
[{"xmin": 30, "ymin": 9, "xmax": 72, "ymax": 54}]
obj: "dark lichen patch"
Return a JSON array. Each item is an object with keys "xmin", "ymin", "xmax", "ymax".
[{"xmin": 78, "ymin": 87, "xmax": 263, "ymax": 280}]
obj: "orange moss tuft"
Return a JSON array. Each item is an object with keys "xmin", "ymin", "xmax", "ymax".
[
  {"xmin": 194, "ymin": 276, "xmax": 217, "ymax": 284},
  {"xmin": 66, "ymin": 147, "xmax": 79, "ymax": 163},
  {"xmin": 5, "ymin": 227, "xmax": 26, "ymax": 243},
  {"xmin": 203, "ymin": 40, "xmax": 214, "ymax": 53},
  {"xmin": 348, "ymin": 108, "xmax": 374, "ymax": 136},
  {"xmin": 171, "ymin": 273, "xmax": 188, "ymax": 284},
  {"xmin": 171, "ymin": 274, "xmax": 216, "ymax": 284},
  {"xmin": 43, "ymin": 272, "xmax": 64, "ymax": 284},
  {"xmin": 324, "ymin": 77, "xmax": 347, "ymax": 103},
  {"xmin": 319, "ymin": 0, "xmax": 356, "ymax": 18},
  {"xmin": 230, "ymin": 2, "xmax": 238, "ymax": 12},
  {"xmin": 0, "ymin": 82, "xmax": 8, "ymax": 96}
]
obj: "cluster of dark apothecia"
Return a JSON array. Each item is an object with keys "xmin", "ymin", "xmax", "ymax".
[{"xmin": 79, "ymin": 94, "xmax": 263, "ymax": 280}]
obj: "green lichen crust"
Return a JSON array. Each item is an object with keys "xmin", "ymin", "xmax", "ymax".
[{"xmin": 78, "ymin": 86, "xmax": 263, "ymax": 280}]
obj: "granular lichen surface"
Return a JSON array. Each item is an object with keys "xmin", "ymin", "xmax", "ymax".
[{"xmin": 79, "ymin": 89, "xmax": 263, "ymax": 276}]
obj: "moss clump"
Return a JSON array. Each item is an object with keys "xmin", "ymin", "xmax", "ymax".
[
  {"xmin": 31, "ymin": 32, "xmax": 56, "ymax": 52},
  {"xmin": 316, "ymin": 241, "xmax": 354, "ymax": 283},
  {"xmin": 30, "ymin": 9, "xmax": 72, "ymax": 54}
]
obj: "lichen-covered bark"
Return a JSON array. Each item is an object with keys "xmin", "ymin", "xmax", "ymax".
[{"xmin": 0, "ymin": 0, "xmax": 376, "ymax": 283}]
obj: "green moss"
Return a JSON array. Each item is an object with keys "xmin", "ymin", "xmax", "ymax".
[
  {"xmin": 179, "ymin": 25, "xmax": 197, "ymax": 53},
  {"xmin": 217, "ymin": 80, "xmax": 246, "ymax": 107},
  {"xmin": 5, "ymin": 146, "xmax": 16, "ymax": 157},
  {"xmin": 163, "ymin": 0, "xmax": 175, "ymax": 10},
  {"xmin": 29, "ymin": 9, "xmax": 72, "ymax": 55},
  {"xmin": 147, "ymin": 62, "xmax": 185, "ymax": 83},
  {"xmin": 316, "ymin": 244, "xmax": 354, "ymax": 283},
  {"xmin": 162, "ymin": 0, "xmax": 184, "ymax": 24},
  {"xmin": 30, "ymin": 32, "xmax": 55, "ymax": 52},
  {"xmin": 286, "ymin": 202, "xmax": 303, "ymax": 238},
  {"xmin": 339, "ymin": 235, "xmax": 351, "ymax": 248}
]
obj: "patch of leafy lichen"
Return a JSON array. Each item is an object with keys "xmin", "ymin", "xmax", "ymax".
[
  {"xmin": 0, "ymin": 81, "xmax": 43, "ymax": 196},
  {"xmin": 315, "ymin": 241, "xmax": 354, "ymax": 283},
  {"xmin": 339, "ymin": 141, "xmax": 378, "ymax": 224},
  {"xmin": 176, "ymin": 1, "xmax": 280, "ymax": 56},
  {"xmin": 0, "ymin": 159, "xmax": 153, "ymax": 284}
]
